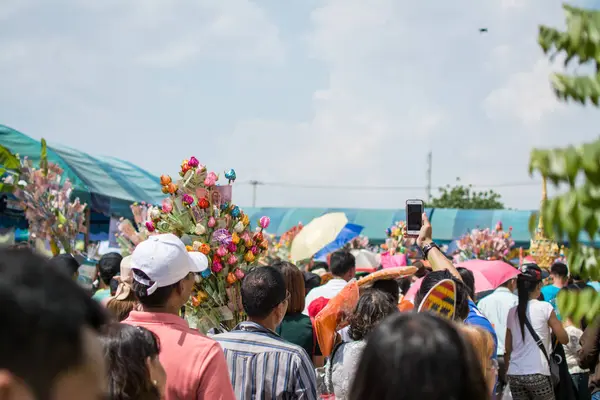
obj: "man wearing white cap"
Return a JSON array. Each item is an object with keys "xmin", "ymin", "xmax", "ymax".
[{"xmin": 123, "ymin": 234, "xmax": 235, "ymax": 400}]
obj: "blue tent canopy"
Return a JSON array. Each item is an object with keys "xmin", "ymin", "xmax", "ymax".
[{"xmin": 0, "ymin": 125, "xmax": 165, "ymax": 217}]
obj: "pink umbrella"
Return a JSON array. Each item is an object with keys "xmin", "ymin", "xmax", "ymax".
[
  {"xmin": 457, "ymin": 259, "xmax": 520, "ymax": 288},
  {"xmin": 405, "ymin": 269, "xmax": 494, "ymax": 302}
]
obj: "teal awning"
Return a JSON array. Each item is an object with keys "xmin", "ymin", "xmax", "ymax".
[{"xmin": 0, "ymin": 125, "xmax": 165, "ymax": 216}]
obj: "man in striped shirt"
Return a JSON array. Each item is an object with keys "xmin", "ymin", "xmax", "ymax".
[{"xmin": 215, "ymin": 266, "xmax": 318, "ymax": 400}]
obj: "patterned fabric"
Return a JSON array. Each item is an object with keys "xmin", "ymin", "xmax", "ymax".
[
  {"xmin": 215, "ymin": 322, "xmax": 318, "ymax": 400},
  {"xmin": 325, "ymin": 341, "xmax": 366, "ymax": 400},
  {"xmin": 508, "ymin": 374, "xmax": 554, "ymax": 400}
]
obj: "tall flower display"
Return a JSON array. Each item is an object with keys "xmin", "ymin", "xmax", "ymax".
[
  {"xmin": 382, "ymin": 221, "xmax": 413, "ymax": 255},
  {"xmin": 262, "ymin": 223, "xmax": 309, "ymax": 267},
  {"xmin": 116, "ymin": 202, "xmax": 160, "ymax": 256},
  {"xmin": 5, "ymin": 156, "xmax": 86, "ymax": 255},
  {"xmin": 455, "ymin": 221, "xmax": 515, "ymax": 262},
  {"xmin": 149, "ymin": 158, "xmax": 269, "ymax": 332}
]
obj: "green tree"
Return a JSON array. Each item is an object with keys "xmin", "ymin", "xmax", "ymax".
[
  {"xmin": 530, "ymin": 4, "xmax": 600, "ymax": 322},
  {"xmin": 427, "ymin": 178, "xmax": 505, "ymax": 209}
]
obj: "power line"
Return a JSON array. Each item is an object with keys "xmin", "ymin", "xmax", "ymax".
[{"xmin": 237, "ymin": 180, "xmax": 542, "ymax": 191}]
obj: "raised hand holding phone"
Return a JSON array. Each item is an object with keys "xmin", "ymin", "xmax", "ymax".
[{"xmin": 405, "ymin": 199, "xmax": 424, "ymax": 237}]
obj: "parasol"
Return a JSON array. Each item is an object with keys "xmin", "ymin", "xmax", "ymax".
[
  {"xmin": 290, "ymin": 213, "xmax": 348, "ymax": 262},
  {"xmin": 457, "ymin": 259, "xmax": 520, "ymax": 288}
]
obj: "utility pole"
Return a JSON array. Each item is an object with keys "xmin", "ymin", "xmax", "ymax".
[
  {"xmin": 249, "ymin": 180, "xmax": 262, "ymax": 208},
  {"xmin": 426, "ymin": 151, "xmax": 432, "ymax": 201}
]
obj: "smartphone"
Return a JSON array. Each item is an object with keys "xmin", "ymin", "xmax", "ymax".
[{"xmin": 406, "ymin": 199, "xmax": 424, "ymax": 237}]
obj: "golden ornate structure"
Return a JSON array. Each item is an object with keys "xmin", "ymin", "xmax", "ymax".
[{"xmin": 529, "ymin": 176, "xmax": 560, "ymax": 269}]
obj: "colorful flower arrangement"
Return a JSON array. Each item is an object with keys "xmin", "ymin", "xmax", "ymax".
[
  {"xmin": 382, "ymin": 221, "xmax": 412, "ymax": 255},
  {"xmin": 262, "ymin": 223, "xmax": 310, "ymax": 267},
  {"xmin": 344, "ymin": 235, "xmax": 370, "ymax": 250},
  {"xmin": 147, "ymin": 157, "xmax": 269, "ymax": 332},
  {"xmin": 115, "ymin": 202, "xmax": 159, "ymax": 256},
  {"xmin": 4, "ymin": 157, "xmax": 86, "ymax": 255},
  {"xmin": 454, "ymin": 221, "xmax": 515, "ymax": 262}
]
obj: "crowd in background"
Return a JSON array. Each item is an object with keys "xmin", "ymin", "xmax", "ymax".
[{"xmin": 1, "ymin": 214, "xmax": 600, "ymax": 400}]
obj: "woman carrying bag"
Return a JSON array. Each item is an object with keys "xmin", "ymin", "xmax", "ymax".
[{"xmin": 505, "ymin": 264, "xmax": 569, "ymax": 400}]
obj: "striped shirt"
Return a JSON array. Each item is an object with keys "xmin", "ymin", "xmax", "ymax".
[{"xmin": 215, "ymin": 321, "xmax": 318, "ymax": 400}]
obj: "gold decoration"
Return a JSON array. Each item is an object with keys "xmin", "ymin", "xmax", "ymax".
[{"xmin": 529, "ymin": 177, "xmax": 560, "ymax": 269}]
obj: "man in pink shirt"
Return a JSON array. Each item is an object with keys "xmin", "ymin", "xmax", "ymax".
[{"xmin": 124, "ymin": 234, "xmax": 235, "ymax": 400}]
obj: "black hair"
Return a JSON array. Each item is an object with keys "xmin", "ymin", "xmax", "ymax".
[
  {"xmin": 98, "ymin": 252, "xmax": 122, "ymax": 286},
  {"xmin": 414, "ymin": 270, "xmax": 470, "ymax": 322},
  {"xmin": 241, "ymin": 266, "xmax": 286, "ymax": 319},
  {"xmin": 349, "ymin": 288, "xmax": 397, "ymax": 341},
  {"xmin": 303, "ymin": 271, "xmax": 321, "ymax": 294},
  {"xmin": 550, "ymin": 262, "xmax": 568, "ymax": 279},
  {"xmin": 48, "ymin": 253, "xmax": 80, "ymax": 277},
  {"xmin": 132, "ymin": 269, "xmax": 179, "ymax": 308},
  {"xmin": 310, "ymin": 261, "xmax": 329, "ymax": 272},
  {"xmin": 100, "ymin": 323, "xmax": 161, "ymax": 400},
  {"xmin": 516, "ymin": 274, "xmax": 541, "ymax": 340},
  {"xmin": 456, "ymin": 267, "xmax": 475, "ymax": 300},
  {"xmin": 372, "ymin": 279, "xmax": 400, "ymax": 305},
  {"xmin": 330, "ymin": 250, "xmax": 356, "ymax": 277},
  {"xmin": 349, "ymin": 312, "xmax": 489, "ymax": 400},
  {"xmin": 398, "ymin": 277, "xmax": 412, "ymax": 296},
  {"xmin": 0, "ymin": 248, "xmax": 107, "ymax": 400}
]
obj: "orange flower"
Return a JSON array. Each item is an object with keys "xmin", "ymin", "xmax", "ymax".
[
  {"xmin": 241, "ymin": 213, "xmax": 250, "ymax": 226},
  {"xmin": 161, "ymin": 186, "xmax": 169, "ymax": 194},
  {"xmin": 166, "ymin": 183, "xmax": 177, "ymax": 194},
  {"xmin": 160, "ymin": 175, "xmax": 172, "ymax": 186},
  {"xmin": 245, "ymin": 239, "xmax": 253, "ymax": 248},
  {"xmin": 191, "ymin": 296, "xmax": 200, "ymax": 307},
  {"xmin": 185, "ymin": 245, "xmax": 193, "ymax": 251},
  {"xmin": 199, "ymin": 243, "xmax": 211, "ymax": 255},
  {"xmin": 244, "ymin": 251, "xmax": 255, "ymax": 263},
  {"xmin": 260, "ymin": 239, "xmax": 269, "ymax": 250},
  {"xmin": 232, "ymin": 232, "xmax": 240, "ymax": 244},
  {"xmin": 226, "ymin": 272, "xmax": 237, "ymax": 285}
]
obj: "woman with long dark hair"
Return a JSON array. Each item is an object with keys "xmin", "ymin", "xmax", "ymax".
[
  {"xmin": 326, "ymin": 288, "xmax": 398, "ymax": 399},
  {"xmin": 100, "ymin": 323, "xmax": 166, "ymax": 400},
  {"xmin": 505, "ymin": 263, "xmax": 568, "ymax": 400},
  {"xmin": 349, "ymin": 312, "xmax": 489, "ymax": 400}
]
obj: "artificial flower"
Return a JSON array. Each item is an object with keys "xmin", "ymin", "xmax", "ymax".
[
  {"xmin": 232, "ymin": 232, "xmax": 240, "ymax": 244},
  {"xmin": 166, "ymin": 183, "xmax": 177, "ymax": 194},
  {"xmin": 234, "ymin": 269, "xmax": 245, "ymax": 280},
  {"xmin": 199, "ymin": 243, "xmax": 211, "ymax": 255},
  {"xmin": 251, "ymin": 245, "xmax": 259, "ymax": 255},
  {"xmin": 226, "ymin": 272, "xmax": 237, "ymax": 285},
  {"xmin": 162, "ymin": 199, "xmax": 173, "ymax": 213},
  {"xmin": 160, "ymin": 175, "xmax": 172, "ymax": 186},
  {"xmin": 227, "ymin": 254, "xmax": 238, "ymax": 265},
  {"xmin": 224, "ymin": 169, "xmax": 236, "ymax": 183},
  {"xmin": 188, "ymin": 156, "xmax": 200, "ymax": 168},
  {"xmin": 234, "ymin": 221, "xmax": 244, "ymax": 233},
  {"xmin": 227, "ymin": 242, "xmax": 237, "ymax": 253},
  {"xmin": 241, "ymin": 213, "xmax": 250, "ymax": 226},
  {"xmin": 211, "ymin": 261, "xmax": 223, "ymax": 273},
  {"xmin": 204, "ymin": 172, "xmax": 217, "ymax": 187},
  {"xmin": 208, "ymin": 216, "xmax": 216, "ymax": 227},
  {"xmin": 244, "ymin": 251, "xmax": 255, "ymax": 263},
  {"xmin": 194, "ymin": 223, "xmax": 206, "ymax": 235},
  {"xmin": 198, "ymin": 197, "xmax": 210, "ymax": 209},
  {"xmin": 212, "ymin": 228, "xmax": 232, "ymax": 245},
  {"xmin": 182, "ymin": 194, "xmax": 194, "ymax": 206},
  {"xmin": 259, "ymin": 216, "xmax": 270, "ymax": 230},
  {"xmin": 216, "ymin": 246, "xmax": 228, "ymax": 257},
  {"xmin": 145, "ymin": 221, "xmax": 155, "ymax": 232},
  {"xmin": 231, "ymin": 206, "xmax": 241, "ymax": 218}
]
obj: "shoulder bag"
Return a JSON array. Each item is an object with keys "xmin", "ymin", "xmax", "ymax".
[{"xmin": 524, "ymin": 317, "xmax": 560, "ymax": 387}]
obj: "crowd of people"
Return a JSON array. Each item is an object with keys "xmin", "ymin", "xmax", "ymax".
[{"xmin": 1, "ymin": 214, "xmax": 599, "ymax": 400}]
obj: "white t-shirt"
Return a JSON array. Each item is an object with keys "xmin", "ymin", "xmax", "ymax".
[{"xmin": 506, "ymin": 300, "xmax": 554, "ymax": 376}]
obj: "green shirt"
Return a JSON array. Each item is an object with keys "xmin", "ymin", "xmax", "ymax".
[
  {"xmin": 92, "ymin": 288, "xmax": 111, "ymax": 302},
  {"xmin": 276, "ymin": 313, "xmax": 321, "ymax": 357}
]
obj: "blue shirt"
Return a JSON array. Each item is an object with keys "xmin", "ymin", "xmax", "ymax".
[
  {"xmin": 541, "ymin": 285, "xmax": 561, "ymax": 320},
  {"xmin": 466, "ymin": 300, "xmax": 498, "ymax": 359}
]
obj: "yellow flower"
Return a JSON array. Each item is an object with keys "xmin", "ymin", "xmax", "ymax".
[
  {"xmin": 242, "ymin": 214, "xmax": 250, "ymax": 226},
  {"xmin": 232, "ymin": 232, "xmax": 240, "ymax": 244}
]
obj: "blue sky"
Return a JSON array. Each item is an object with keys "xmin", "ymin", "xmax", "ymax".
[{"xmin": 1, "ymin": 0, "xmax": 600, "ymax": 210}]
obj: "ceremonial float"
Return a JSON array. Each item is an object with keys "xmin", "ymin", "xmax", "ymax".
[
  {"xmin": 454, "ymin": 221, "xmax": 515, "ymax": 263},
  {"xmin": 2, "ymin": 143, "xmax": 86, "ymax": 255},
  {"xmin": 529, "ymin": 177, "xmax": 562, "ymax": 269},
  {"xmin": 148, "ymin": 157, "xmax": 269, "ymax": 333}
]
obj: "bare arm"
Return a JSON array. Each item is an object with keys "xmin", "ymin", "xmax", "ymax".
[
  {"xmin": 548, "ymin": 310, "xmax": 568, "ymax": 345},
  {"xmin": 504, "ymin": 328, "xmax": 512, "ymax": 368},
  {"xmin": 416, "ymin": 213, "xmax": 462, "ymax": 281}
]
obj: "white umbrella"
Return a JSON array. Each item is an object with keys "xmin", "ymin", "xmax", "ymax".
[{"xmin": 290, "ymin": 212, "xmax": 348, "ymax": 262}]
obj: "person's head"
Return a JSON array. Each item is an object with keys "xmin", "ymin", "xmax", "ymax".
[
  {"xmin": 456, "ymin": 267, "xmax": 475, "ymax": 300},
  {"xmin": 106, "ymin": 256, "xmax": 138, "ymax": 321},
  {"xmin": 131, "ymin": 234, "xmax": 207, "ymax": 313},
  {"xmin": 516, "ymin": 263, "xmax": 548, "ymax": 339},
  {"xmin": 349, "ymin": 313, "xmax": 489, "ymax": 400},
  {"xmin": 241, "ymin": 266, "xmax": 288, "ymax": 328},
  {"xmin": 0, "ymin": 248, "xmax": 108, "ymax": 400},
  {"xmin": 272, "ymin": 261, "xmax": 305, "ymax": 314},
  {"xmin": 309, "ymin": 261, "xmax": 329, "ymax": 275},
  {"xmin": 460, "ymin": 325, "xmax": 496, "ymax": 383},
  {"xmin": 48, "ymin": 253, "xmax": 80, "ymax": 280},
  {"xmin": 303, "ymin": 271, "xmax": 321, "ymax": 295},
  {"xmin": 398, "ymin": 277, "xmax": 411, "ymax": 296},
  {"xmin": 349, "ymin": 288, "xmax": 398, "ymax": 341},
  {"xmin": 550, "ymin": 262, "xmax": 569, "ymax": 285},
  {"xmin": 97, "ymin": 252, "xmax": 123, "ymax": 288},
  {"xmin": 99, "ymin": 323, "xmax": 165, "ymax": 400},
  {"xmin": 371, "ymin": 279, "xmax": 400, "ymax": 305},
  {"xmin": 329, "ymin": 250, "xmax": 356, "ymax": 281},
  {"xmin": 500, "ymin": 277, "xmax": 517, "ymax": 293},
  {"xmin": 414, "ymin": 270, "xmax": 470, "ymax": 322}
]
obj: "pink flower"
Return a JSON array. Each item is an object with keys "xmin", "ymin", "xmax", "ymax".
[
  {"xmin": 234, "ymin": 269, "xmax": 245, "ymax": 280},
  {"xmin": 182, "ymin": 194, "xmax": 194, "ymax": 206},
  {"xmin": 145, "ymin": 221, "xmax": 155, "ymax": 232},
  {"xmin": 161, "ymin": 199, "xmax": 173, "ymax": 213},
  {"xmin": 204, "ymin": 172, "xmax": 218, "ymax": 187},
  {"xmin": 251, "ymin": 245, "xmax": 259, "ymax": 255},
  {"xmin": 216, "ymin": 246, "xmax": 228, "ymax": 257},
  {"xmin": 227, "ymin": 254, "xmax": 238, "ymax": 265},
  {"xmin": 212, "ymin": 261, "xmax": 223, "ymax": 273},
  {"xmin": 259, "ymin": 216, "xmax": 270, "ymax": 229},
  {"xmin": 188, "ymin": 156, "xmax": 200, "ymax": 168},
  {"xmin": 208, "ymin": 216, "xmax": 216, "ymax": 228},
  {"xmin": 227, "ymin": 242, "xmax": 237, "ymax": 253}
]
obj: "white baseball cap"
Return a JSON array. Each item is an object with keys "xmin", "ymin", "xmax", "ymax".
[{"xmin": 131, "ymin": 233, "xmax": 202, "ymax": 295}]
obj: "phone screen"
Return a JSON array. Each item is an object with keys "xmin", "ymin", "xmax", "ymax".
[{"xmin": 406, "ymin": 202, "xmax": 423, "ymax": 232}]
